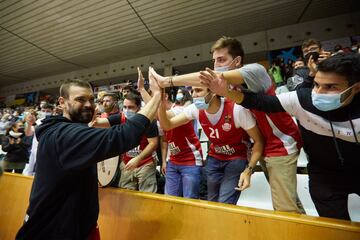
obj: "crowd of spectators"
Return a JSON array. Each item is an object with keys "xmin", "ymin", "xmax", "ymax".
[{"xmin": 1, "ymin": 37, "xmax": 359, "ymax": 224}]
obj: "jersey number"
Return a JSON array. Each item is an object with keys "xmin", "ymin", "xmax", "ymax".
[{"xmin": 209, "ymin": 127, "xmax": 220, "ymax": 139}]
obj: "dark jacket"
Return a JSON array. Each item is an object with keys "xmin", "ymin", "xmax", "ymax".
[
  {"xmin": 241, "ymin": 88, "xmax": 360, "ymax": 177},
  {"xmin": 16, "ymin": 114, "xmax": 150, "ymax": 239},
  {"xmin": 2, "ymin": 135, "xmax": 31, "ymax": 163}
]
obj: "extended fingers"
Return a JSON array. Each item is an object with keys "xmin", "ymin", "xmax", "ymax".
[{"xmin": 205, "ymin": 67, "xmax": 218, "ymax": 79}]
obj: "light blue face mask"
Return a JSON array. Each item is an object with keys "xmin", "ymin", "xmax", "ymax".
[
  {"xmin": 176, "ymin": 93, "xmax": 184, "ymax": 101},
  {"xmin": 214, "ymin": 57, "xmax": 239, "ymax": 72},
  {"xmin": 214, "ymin": 65, "xmax": 229, "ymax": 72},
  {"xmin": 193, "ymin": 93, "xmax": 215, "ymax": 110},
  {"xmin": 311, "ymin": 86, "xmax": 353, "ymax": 111},
  {"xmin": 124, "ymin": 110, "xmax": 136, "ymax": 119},
  {"xmin": 193, "ymin": 97, "xmax": 209, "ymax": 109}
]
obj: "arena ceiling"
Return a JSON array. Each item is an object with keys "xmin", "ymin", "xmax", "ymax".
[{"xmin": 0, "ymin": 0, "xmax": 359, "ymax": 88}]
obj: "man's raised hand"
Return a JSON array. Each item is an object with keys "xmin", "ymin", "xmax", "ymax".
[{"xmin": 200, "ymin": 68, "xmax": 228, "ymax": 96}]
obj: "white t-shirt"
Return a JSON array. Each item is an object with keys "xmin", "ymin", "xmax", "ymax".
[{"xmin": 183, "ymin": 98, "xmax": 256, "ymax": 130}]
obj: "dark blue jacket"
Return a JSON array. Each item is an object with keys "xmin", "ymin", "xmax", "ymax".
[{"xmin": 16, "ymin": 114, "xmax": 150, "ymax": 239}]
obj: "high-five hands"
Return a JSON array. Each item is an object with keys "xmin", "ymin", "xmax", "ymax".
[
  {"xmin": 148, "ymin": 67, "xmax": 163, "ymax": 95},
  {"xmin": 199, "ymin": 68, "xmax": 229, "ymax": 97},
  {"xmin": 137, "ymin": 67, "xmax": 145, "ymax": 91}
]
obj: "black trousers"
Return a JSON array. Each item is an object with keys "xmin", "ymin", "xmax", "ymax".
[{"xmin": 309, "ymin": 172, "xmax": 360, "ymax": 220}]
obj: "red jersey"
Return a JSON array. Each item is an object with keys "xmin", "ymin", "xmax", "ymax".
[
  {"xmin": 100, "ymin": 110, "xmax": 120, "ymax": 118},
  {"xmin": 121, "ymin": 113, "xmax": 156, "ymax": 167},
  {"xmin": 199, "ymin": 100, "xmax": 249, "ymax": 161},
  {"xmin": 250, "ymin": 86, "xmax": 302, "ymax": 157},
  {"xmin": 165, "ymin": 106, "xmax": 203, "ymax": 166}
]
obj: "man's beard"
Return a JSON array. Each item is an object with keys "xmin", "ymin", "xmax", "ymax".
[
  {"xmin": 104, "ymin": 105, "xmax": 114, "ymax": 113},
  {"xmin": 68, "ymin": 105, "xmax": 94, "ymax": 123}
]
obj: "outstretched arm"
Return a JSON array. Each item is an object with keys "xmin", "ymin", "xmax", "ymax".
[
  {"xmin": 199, "ymin": 68, "xmax": 286, "ymax": 113},
  {"xmin": 236, "ymin": 125, "xmax": 264, "ymax": 191},
  {"xmin": 149, "ymin": 67, "xmax": 204, "ymax": 88},
  {"xmin": 157, "ymin": 98, "xmax": 190, "ymax": 131}
]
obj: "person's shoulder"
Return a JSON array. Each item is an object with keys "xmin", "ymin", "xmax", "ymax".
[
  {"xmin": 295, "ymin": 87, "xmax": 312, "ymax": 102},
  {"xmin": 184, "ymin": 103, "xmax": 197, "ymax": 112},
  {"xmin": 243, "ymin": 63, "xmax": 264, "ymax": 68}
]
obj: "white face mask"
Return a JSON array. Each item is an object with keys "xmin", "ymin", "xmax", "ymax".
[{"xmin": 43, "ymin": 112, "xmax": 52, "ymax": 117}]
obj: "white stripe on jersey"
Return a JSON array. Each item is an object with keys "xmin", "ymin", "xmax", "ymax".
[
  {"xmin": 185, "ymin": 137, "xmax": 203, "ymax": 166},
  {"xmin": 265, "ymin": 114, "xmax": 298, "ymax": 154}
]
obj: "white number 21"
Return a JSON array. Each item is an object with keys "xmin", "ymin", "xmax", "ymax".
[{"xmin": 209, "ymin": 127, "xmax": 220, "ymax": 139}]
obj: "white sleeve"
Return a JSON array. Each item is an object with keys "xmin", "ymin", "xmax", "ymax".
[
  {"xmin": 233, "ymin": 104, "xmax": 256, "ymax": 130},
  {"xmin": 238, "ymin": 63, "xmax": 272, "ymax": 93},
  {"xmin": 276, "ymin": 91, "xmax": 300, "ymax": 117},
  {"xmin": 170, "ymin": 106, "xmax": 184, "ymax": 116},
  {"xmin": 156, "ymin": 121, "xmax": 164, "ymax": 136},
  {"xmin": 22, "ymin": 135, "xmax": 38, "ymax": 176},
  {"xmin": 182, "ymin": 104, "xmax": 199, "ymax": 120}
]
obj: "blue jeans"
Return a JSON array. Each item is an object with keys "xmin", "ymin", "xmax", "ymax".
[
  {"xmin": 206, "ymin": 156, "xmax": 247, "ymax": 204},
  {"xmin": 165, "ymin": 161, "xmax": 202, "ymax": 199}
]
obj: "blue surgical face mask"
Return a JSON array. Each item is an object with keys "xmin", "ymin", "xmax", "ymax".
[
  {"xmin": 124, "ymin": 110, "xmax": 136, "ymax": 119},
  {"xmin": 193, "ymin": 93, "xmax": 215, "ymax": 110},
  {"xmin": 312, "ymin": 86, "xmax": 354, "ymax": 111},
  {"xmin": 193, "ymin": 97, "xmax": 209, "ymax": 109},
  {"xmin": 214, "ymin": 57, "xmax": 239, "ymax": 72},
  {"xmin": 176, "ymin": 93, "xmax": 184, "ymax": 101}
]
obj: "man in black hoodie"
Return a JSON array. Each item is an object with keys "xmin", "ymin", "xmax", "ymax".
[
  {"xmin": 16, "ymin": 78, "xmax": 161, "ymax": 239},
  {"xmin": 199, "ymin": 53, "xmax": 360, "ymax": 220}
]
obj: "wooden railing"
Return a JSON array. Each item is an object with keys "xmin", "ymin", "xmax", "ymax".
[{"xmin": 1, "ymin": 173, "xmax": 359, "ymax": 240}]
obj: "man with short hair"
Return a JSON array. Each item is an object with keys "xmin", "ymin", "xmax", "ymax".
[
  {"xmin": 200, "ymin": 53, "xmax": 360, "ymax": 220},
  {"xmin": 118, "ymin": 92, "xmax": 159, "ymax": 193},
  {"xmin": 300, "ymin": 39, "xmax": 331, "ymax": 88},
  {"xmin": 293, "ymin": 58, "xmax": 305, "ymax": 69},
  {"xmin": 119, "ymin": 85, "xmax": 133, "ymax": 111},
  {"xmin": 287, "ymin": 58, "xmax": 308, "ymax": 91},
  {"xmin": 100, "ymin": 92, "xmax": 120, "ymax": 118},
  {"xmin": 16, "ymin": 78, "xmax": 161, "ymax": 239},
  {"xmin": 36, "ymin": 103, "xmax": 54, "ymax": 125}
]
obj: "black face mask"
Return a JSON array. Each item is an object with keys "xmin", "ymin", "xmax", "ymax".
[
  {"xmin": 17, "ymin": 127, "xmax": 25, "ymax": 133},
  {"xmin": 67, "ymin": 103, "xmax": 95, "ymax": 123},
  {"xmin": 294, "ymin": 66, "xmax": 310, "ymax": 79},
  {"xmin": 304, "ymin": 51, "xmax": 319, "ymax": 64}
]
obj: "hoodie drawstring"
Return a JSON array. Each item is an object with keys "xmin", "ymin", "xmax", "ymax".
[
  {"xmin": 349, "ymin": 118, "xmax": 359, "ymax": 145},
  {"xmin": 329, "ymin": 120, "xmax": 345, "ymax": 166}
]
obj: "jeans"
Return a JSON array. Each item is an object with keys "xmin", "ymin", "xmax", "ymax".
[
  {"xmin": 206, "ymin": 156, "xmax": 247, "ymax": 204},
  {"xmin": 165, "ymin": 161, "xmax": 202, "ymax": 199}
]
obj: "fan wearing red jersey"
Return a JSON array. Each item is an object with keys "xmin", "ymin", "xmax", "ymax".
[
  {"xmin": 157, "ymin": 85, "xmax": 264, "ymax": 205},
  {"xmin": 138, "ymin": 71, "xmax": 203, "ymax": 199},
  {"xmin": 150, "ymin": 36, "xmax": 305, "ymax": 214}
]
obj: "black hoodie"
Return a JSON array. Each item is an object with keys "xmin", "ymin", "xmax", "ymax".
[
  {"xmin": 16, "ymin": 114, "xmax": 150, "ymax": 239},
  {"xmin": 241, "ymin": 88, "xmax": 360, "ymax": 177}
]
